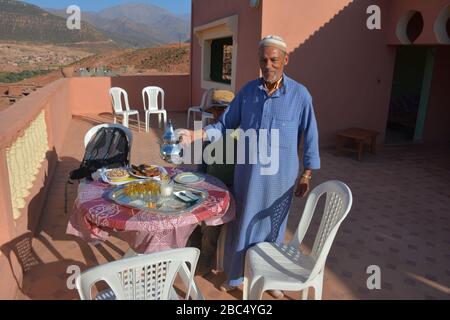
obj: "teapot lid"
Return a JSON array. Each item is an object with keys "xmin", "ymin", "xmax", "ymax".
[{"xmin": 162, "ymin": 119, "xmax": 178, "ymax": 142}]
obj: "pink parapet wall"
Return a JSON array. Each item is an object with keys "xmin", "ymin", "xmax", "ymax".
[
  {"xmin": 70, "ymin": 75, "xmax": 191, "ymax": 115},
  {"xmin": 0, "ymin": 79, "xmax": 73, "ymax": 299}
]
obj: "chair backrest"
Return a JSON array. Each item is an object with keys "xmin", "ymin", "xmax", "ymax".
[
  {"xmin": 76, "ymin": 248, "xmax": 200, "ymax": 300},
  {"xmin": 199, "ymin": 88, "xmax": 215, "ymax": 111},
  {"xmin": 142, "ymin": 86, "xmax": 164, "ymax": 111},
  {"xmin": 84, "ymin": 123, "xmax": 133, "ymax": 150},
  {"xmin": 109, "ymin": 87, "xmax": 130, "ymax": 113},
  {"xmin": 289, "ymin": 180, "xmax": 352, "ymax": 281}
]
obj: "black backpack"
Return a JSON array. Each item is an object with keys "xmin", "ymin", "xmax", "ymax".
[{"xmin": 69, "ymin": 126, "xmax": 130, "ymax": 181}]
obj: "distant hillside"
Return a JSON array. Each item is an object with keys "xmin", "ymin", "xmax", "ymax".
[
  {"xmin": 0, "ymin": 0, "xmax": 115, "ymax": 45},
  {"xmin": 72, "ymin": 43, "xmax": 190, "ymax": 74},
  {"xmin": 46, "ymin": 3, "xmax": 190, "ymax": 48}
]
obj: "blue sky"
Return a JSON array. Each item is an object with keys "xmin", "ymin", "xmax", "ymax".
[{"xmin": 22, "ymin": 0, "xmax": 191, "ymax": 14}]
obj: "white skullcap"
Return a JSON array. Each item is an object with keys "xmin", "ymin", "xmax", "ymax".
[{"xmin": 259, "ymin": 35, "xmax": 287, "ymax": 53}]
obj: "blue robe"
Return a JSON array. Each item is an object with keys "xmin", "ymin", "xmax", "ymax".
[{"xmin": 205, "ymin": 74, "xmax": 321, "ymax": 286}]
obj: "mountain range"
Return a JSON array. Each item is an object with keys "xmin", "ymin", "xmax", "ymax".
[
  {"xmin": 46, "ymin": 3, "xmax": 190, "ymax": 48},
  {"xmin": 0, "ymin": 0, "xmax": 190, "ymax": 48},
  {"xmin": 0, "ymin": 0, "xmax": 111, "ymax": 44}
]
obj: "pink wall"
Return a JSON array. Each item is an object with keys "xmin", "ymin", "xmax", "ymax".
[
  {"xmin": 261, "ymin": 0, "xmax": 395, "ymax": 146},
  {"xmin": 69, "ymin": 77, "xmax": 111, "ymax": 115},
  {"xmin": 262, "ymin": 0, "xmax": 354, "ymax": 52},
  {"xmin": 111, "ymin": 75, "xmax": 190, "ymax": 112},
  {"xmin": 423, "ymin": 46, "xmax": 450, "ymax": 143},
  {"xmin": 70, "ymin": 75, "xmax": 190, "ymax": 115},
  {"xmin": 0, "ymin": 79, "xmax": 72, "ymax": 299},
  {"xmin": 385, "ymin": 0, "xmax": 450, "ymax": 44},
  {"xmin": 191, "ymin": 0, "xmax": 448, "ymax": 146},
  {"xmin": 191, "ymin": 0, "xmax": 262, "ymax": 106}
]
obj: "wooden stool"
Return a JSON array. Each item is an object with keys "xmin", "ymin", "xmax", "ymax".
[{"xmin": 336, "ymin": 128, "xmax": 379, "ymax": 161}]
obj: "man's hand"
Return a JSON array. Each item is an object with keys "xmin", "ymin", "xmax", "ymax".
[
  {"xmin": 176, "ymin": 129, "xmax": 194, "ymax": 144},
  {"xmin": 294, "ymin": 177, "xmax": 310, "ymax": 198},
  {"xmin": 176, "ymin": 129, "xmax": 207, "ymax": 145},
  {"xmin": 294, "ymin": 170, "xmax": 312, "ymax": 198}
]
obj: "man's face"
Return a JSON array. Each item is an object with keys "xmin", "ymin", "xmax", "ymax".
[{"xmin": 258, "ymin": 46, "xmax": 288, "ymax": 84}]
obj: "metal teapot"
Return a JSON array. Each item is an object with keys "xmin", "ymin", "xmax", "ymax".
[{"xmin": 159, "ymin": 120, "xmax": 183, "ymax": 163}]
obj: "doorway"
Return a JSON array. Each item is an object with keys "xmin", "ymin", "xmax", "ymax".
[{"xmin": 385, "ymin": 46, "xmax": 434, "ymax": 144}]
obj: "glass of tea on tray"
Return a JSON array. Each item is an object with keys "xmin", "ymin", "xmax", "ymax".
[{"xmin": 159, "ymin": 174, "xmax": 174, "ymax": 199}]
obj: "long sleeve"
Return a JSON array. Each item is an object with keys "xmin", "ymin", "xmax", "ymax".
[{"xmin": 299, "ymin": 95, "xmax": 321, "ymax": 170}]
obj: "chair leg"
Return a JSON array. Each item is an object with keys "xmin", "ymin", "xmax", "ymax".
[
  {"xmin": 213, "ymin": 225, "xmax": 227, "ymax": 274},
  {"xmin": 158, "ymin": 114, "xmax": 161, "ymax": 128},
  {"xmin": 243, "ymin": 276, "xmax": 249, "ymax": 300},
  {"xmin": 145, "ymin": 112, "xmax": 148, "ymax": 132},
  {"xmin": 201, "ymin": 114, "xmax": 206, "ymax": 128},
  {"xmin": 163, "ymin": 112, "xmax": 167, "ymax": 128},
  {"xmin": 249, "ymin": 279, "xmax": 265, "ymax": 300},
  {"xmin": 113, "ymin": 116, "xmax": 117, "ymax": 124},
  {"xmin": 123, "ymin": 114, "xmax": 128, "ymax": 127},
  {"xmin": 313, "ymin": 273, "xmax": 324, "ymax": 300},
  {"xmin": 178, "ymin": 262, "xmax": 204, "ymax": 300},
  {"xmin": 314, "ymin": 285, "xmax": 322, "ymax": 300},
  {"xmin": 302, "ymin": 287, "xmax": 309, "ymax": 300}
]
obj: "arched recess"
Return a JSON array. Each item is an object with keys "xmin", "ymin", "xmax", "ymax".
[
  {"xmin": 396, "ymin": 11, "xmax": 424, "ymax": 44},
  {"xmin": 434, "ymin": 5, "xmax": 450, "ymax": 44}
]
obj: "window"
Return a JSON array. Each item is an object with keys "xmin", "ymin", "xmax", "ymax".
[
  {"xmin": 210, "ymin": 37, "xmax": 233, "ymax": 84},
  {"xmin": 194, "ymin": 15, "xmax": 238, "ymax": 91}
]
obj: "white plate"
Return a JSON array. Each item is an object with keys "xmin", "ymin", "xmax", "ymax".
[
  {"xmin": 100, "ymin": 168, "xmax": 137, "ymax": 186},
  {"xmin": 173, "ymin": 172, "xmax": 205, "ymax": 184}
]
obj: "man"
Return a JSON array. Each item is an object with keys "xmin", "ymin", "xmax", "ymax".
[{"xmin": 180, "ymin": 35, "xmax": 320, "ymax": 297}]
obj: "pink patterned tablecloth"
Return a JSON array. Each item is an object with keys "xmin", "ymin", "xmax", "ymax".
[{"xmin": 66, "ymin": 167, "xmax": 235, "ymax": 253}]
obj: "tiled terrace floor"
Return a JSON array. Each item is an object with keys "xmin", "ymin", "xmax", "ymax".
[{"xmin": 10, "ymin": 113, "xmax": 450, "ymax": 300}]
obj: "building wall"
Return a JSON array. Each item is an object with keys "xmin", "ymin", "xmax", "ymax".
[
  {"xmin": 191, "ymin": 0, "xmax": 448, "ymax": 146},
  {"xmin": 423, "ymin": 46, "xmax": 450, "ymax": 143},
  {"xmin": 385, "ymin": 0, "xmax": 450, "ymax": 44},
  {"xmin": 70, "ymin": 75, "xmax": 190, "ymax": 115},
  {"xmin": 261, "ymin": 0, "xmax": 396, "ymax": 146},
  {"xmin": 191, "ymin": 0, "xmax": 263, "ymax": 106}
]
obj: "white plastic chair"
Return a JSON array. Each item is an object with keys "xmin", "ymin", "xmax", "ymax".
[
  {"xmin": 243, "ymin": 180, "xmax": 353, "ymax": 300},
  {"xmin": 123, "ymin": 247, "xmax": 205, "ymax": 300},
  {"xmin": 187, "ymin": 89, "xmax": 214, "ymax": 129},
  {"xmin": 109, "ymin": 87, "xmax": 140, "ymax": 131},
  {"xmin": 76, "ymin": 247, "xmax": 201, "ymax": 300},
  {"xmin": 142, "ymin": 86, "xmax": 167, "ymax": 132}
]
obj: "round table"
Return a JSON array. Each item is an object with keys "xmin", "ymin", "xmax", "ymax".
[{"xmin": 66, "ymin": 167, "xmax": 235, "ymax": 253}]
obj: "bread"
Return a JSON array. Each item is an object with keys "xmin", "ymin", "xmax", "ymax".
[{"xmin": 106, "ymin": 168, "xmax": 129, "ymax": 181}]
